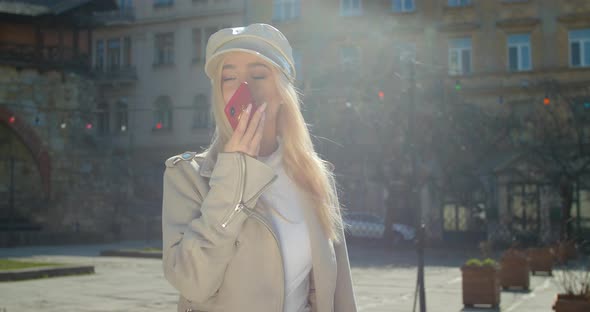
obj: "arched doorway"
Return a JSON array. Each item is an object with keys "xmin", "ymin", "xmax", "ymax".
[{"xmin": 0, "ymin": 107, "xmax": 50, "ymax": 229}]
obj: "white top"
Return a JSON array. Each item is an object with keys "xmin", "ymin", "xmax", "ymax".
[{"xmin": 258, "ymin": 137, "xmax": 312, "ymax": 312}]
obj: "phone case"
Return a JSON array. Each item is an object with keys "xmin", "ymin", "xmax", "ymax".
[{"xmin": 224, "ymin": 82, "xmax": 257, "ymax": 130}]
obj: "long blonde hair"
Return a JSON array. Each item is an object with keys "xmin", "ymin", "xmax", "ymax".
[{"xmin": 203, "ymin": 59, "xmax": 344, "ymax": 242}]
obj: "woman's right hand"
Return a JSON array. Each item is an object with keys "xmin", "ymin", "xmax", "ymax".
[{"xmin": 223, "ymin": 102, "xmax": 267, "ymax": 157}]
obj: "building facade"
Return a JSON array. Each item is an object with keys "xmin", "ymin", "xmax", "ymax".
[
  {"xmin": 245, "ymin": 0, "xmax": 590, "ymax": 245},
  {"xmin": 0, "ymin": 0, "xmax": 123, "ymax": 246},
  {"xmin": 90, "ymin": 0, "xmax": 246, "ymax": 242}
]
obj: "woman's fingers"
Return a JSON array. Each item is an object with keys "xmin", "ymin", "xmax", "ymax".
[
  {"xmin": 233, "ymin": 103, "xmax": 252, "ymax": 141},
  {"xmin": 241, "ymin": 102, "xmax": 267, "ymax": 146},
  {"xmin": 250, "ymin": 112, "xmax": 265, "ymax": 156}
]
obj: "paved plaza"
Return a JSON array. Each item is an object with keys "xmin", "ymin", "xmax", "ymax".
[{"xmin": 0, "ymin": 240, "xmax": 579, "ymax": 312}]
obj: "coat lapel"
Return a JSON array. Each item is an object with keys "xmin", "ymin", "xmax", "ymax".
[{"xmin": 299, "ymin": 191, "xmax": 337, "ymax": 312}]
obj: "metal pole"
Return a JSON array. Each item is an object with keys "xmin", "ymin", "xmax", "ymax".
[
  {"xmin": 9, "ymin": 156, "xmax": 15, "ymax": 222},
  {"xmin": 406, "ymin": 58, "xmax": 426, "ymax": 312}
]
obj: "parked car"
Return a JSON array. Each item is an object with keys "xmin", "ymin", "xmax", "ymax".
[{"xmin": 343, "ymin": 212, "xmax": 416, "ymax": 242}]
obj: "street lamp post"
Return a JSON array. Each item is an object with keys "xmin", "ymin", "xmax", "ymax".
[{"xmin": 404, "ymin": 57, "xmax": 427, "ymax": 312}]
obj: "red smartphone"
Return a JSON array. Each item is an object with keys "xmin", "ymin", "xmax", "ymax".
[{"xmin": 224, "ymin": 82, "xmax": 258, "ymax": 130}]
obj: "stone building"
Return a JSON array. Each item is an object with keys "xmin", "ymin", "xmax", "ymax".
[
  {"xmin": 0, "ymin": 0, "xmax": 127, "ymax": 246},
  {"xmin": 90, "ymin": 0, "xmax": 246, "ymax": 242},
  {"xmin": 245, "ymin": 0, "xmax": 590, "ymax": 245}
]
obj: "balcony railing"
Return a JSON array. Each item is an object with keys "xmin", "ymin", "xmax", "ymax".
[
  {"xmin": 93, "ymin": 8, "xmax": 135, "ymax": 24},
  {"xmin": 92, "ymin": 65, "xmax": 138, "ymax": 83},
  {"xmin": 0, "ymin": 42, "xmax": 89, "ymax": 70}
]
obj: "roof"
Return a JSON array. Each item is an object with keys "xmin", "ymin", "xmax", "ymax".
[{"xmin": 0, "ymin": 0, "xmax": 117, "ymax": 16}]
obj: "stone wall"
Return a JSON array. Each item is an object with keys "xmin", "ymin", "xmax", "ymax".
[{"xmin": 0, "ymin": 65, "xmax": 135, "ymax": 246}]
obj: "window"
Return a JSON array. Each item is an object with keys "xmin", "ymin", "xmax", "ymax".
[
  {"xmin": 508, "ymin": 184, "xmax": 540, "ymax": 233},
  {"xmin": 341, "ymin": 0, "xmax": 362, "ymax": 16},
  {"xmin": 392, "ymin": 0, "xmax": 414, "ymax": 13},
  {"xmin": 340, "ymin": 46, "xmax": 361, "ymax": 69},
  {"xmin": 193, "ymin": 94, "xmax": 210, "ymax": 129},
  {"xmin": 508, "ymin": 34, "xmax": 531, "ymax": 71},
  {"xmin": 443, "ymin": 203, "xmax": 469, "ymax": 231},
  {"xmin": 107, "ymin": 39, "xmax": 121, "ymax": 71},
  {"xmin": 394, "ymin": 42, "xmax": 416, "ymax": 65},
  {"xmin": 448, "ymin": 38, "xmax": 472, "ymax": 75},
  {"xmin": 118, "ymin": 0, "xmax": 133, "ymax": 11},
  {"xmin": 115, "ymin": 100, "xmax": 128, "ymax": 133},
  {"xmin": 154, "ymin": 96, "xmax": 173, "ymax": 130},
  {"xmin": 447, "ymin": 0, "xmax": 472, "ymax": 7},
  {"xmin": 95, "ymin": 40, "xmax": 104, "ymax": 69},
  {"xmin": 569, "ymin": 28, "xmax": 590, "ymax": 68},
  {"xmin": 193, "ymin": 28, "xmax": 203, "ymax": 62},
  {"xmin": 154, "ymin": 32, "xmax": 174, "ymax": 65},
  {"xmin": 97, "ymin": 102, "xmax": 110, "ymax": 136},
  {"xmin": 123, "ymin": 37, "xmax": 132, "ymax": 67},
  {"xmin": 154, "ymin": 0, "xmax": 174, "ymax": 7},
  {"xmin": 273, "ymin": 0, "xmax": 300, "ymax": 21}
]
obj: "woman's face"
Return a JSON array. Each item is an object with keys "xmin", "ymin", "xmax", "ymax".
[{"xmin": 221, "ymin": 52, "xmax": 282, "ymax": 121}]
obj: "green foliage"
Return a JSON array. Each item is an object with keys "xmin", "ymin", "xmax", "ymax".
[
  {"xmin": 465, "ymin": 258, "xmax": 498, "ymax": 267},
  {"xmin": 0, "ymin": 259, "xmax": 63, "ymax": 271},
  {"xmin": 465, "ymin": 258, "xmax": 483, "ymax": 266},
  {"xmin": 482, "ymin": 258, "xmax": 498, "ymax": 267}
]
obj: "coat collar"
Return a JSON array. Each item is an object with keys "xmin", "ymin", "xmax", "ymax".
[
  {"xmin": 298, "ymin": 190, "xmax": 338, "ymax": 312},
  {"xmin": 195, "ymin": 152, "xmax": 215, "ymax": 178}
]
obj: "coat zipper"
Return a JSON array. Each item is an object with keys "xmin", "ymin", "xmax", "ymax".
[
  {"xmin": 220, "ymin": 153, "xmax": 279, "ymax": 228},
  {"xmin": 248, "ymin": 209, "xmax": 285, "ymax": 312},
  {"xmin": 221, "ymin": 153, "xmax": 247, "ymax": 228}
]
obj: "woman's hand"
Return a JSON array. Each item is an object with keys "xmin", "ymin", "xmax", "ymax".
[{"xmin": 223, "ymin": 102, "xmax": 267, "ymax": 157}]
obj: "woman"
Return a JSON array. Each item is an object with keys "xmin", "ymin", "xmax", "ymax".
[{"xmin": 162, "ymin": 23, "xmax": 357, "ymax": 312}]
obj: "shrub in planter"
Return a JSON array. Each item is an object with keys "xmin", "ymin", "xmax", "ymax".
[
  {"xmin": 527, "ymin": 247, "xmax": 554, "ymax": 275},
  {"xmin": 500, "ymin": 249, "xmax": 530, "ymax": 290},
  {"xmin": 461, "ymin": 258, "xmax": 501, "ymax": 308},
  {"xmin": 553, "ymin": 267, "xmax": 590, "ymax": 312}
]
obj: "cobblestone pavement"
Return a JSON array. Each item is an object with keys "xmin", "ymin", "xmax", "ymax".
[{"xmin": 0, "ymin": 240, "xmax": 580, "ymax": 312}]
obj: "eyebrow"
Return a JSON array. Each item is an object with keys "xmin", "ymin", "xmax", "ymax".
[{"xmin": 222, "ymin": 62, "xmax": 270, "ymax": 70}]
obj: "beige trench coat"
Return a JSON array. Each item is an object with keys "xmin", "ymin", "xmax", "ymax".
[{"xmin": 161, "ymin": 151, "xmax": 357, "ymax": 312}]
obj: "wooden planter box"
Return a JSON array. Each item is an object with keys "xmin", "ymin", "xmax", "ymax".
[
  {"xmin": 527, "ymin": 247, "xmax": 554, "ymax": 275},
  {"xmin": 500, "ymin": 250, "xmax": 530, "ymax": 290},
  {"xmin": 555, "ymin": 241, "xmax": 578, "ymax": 264},
  {"xmin": 461, "ymin": 265, "xmax": 501, "ymax": 308},
  {"xmin": 552, "ymin": 294, "xmax": 590, "ymax": 312}
]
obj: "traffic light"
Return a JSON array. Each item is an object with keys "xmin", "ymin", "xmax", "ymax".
[
  {"xmin": 85, "ymin": 123, "xmax": 93, "ymax": 129},
  {"xmin": 9, "ymin": 116, "xmax": 15, "ymax": 123},
  {"xmin": 378, "ymin": 91, "xmax": 385, "ymax": 101},
  {"xmin": 455, "ymin": 80, "xmax": 461, "ymax": 91},
  {"xmin": 155, "ymin": 121, "xmax": 163, "ymax": 129},
  {"xmin": 543, "ymin": 95, "xmax": 550, "ymax": 105}
]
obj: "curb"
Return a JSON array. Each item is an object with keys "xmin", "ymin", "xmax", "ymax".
[
  {"xmin": 100, "ymin": 250, "xmax": 162, "ymax": 259},
  {"xmin": 0, "ymin": 264, "xmax": 95, "ymax": 282}
]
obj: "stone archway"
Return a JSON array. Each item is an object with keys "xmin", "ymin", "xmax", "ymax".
[{"xmin": 0, "ymin": 106, "xmax": 51, "ymax": 198}]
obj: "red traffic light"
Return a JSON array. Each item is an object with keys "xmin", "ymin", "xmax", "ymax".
[
  {"xmin": 378, "ymin": 91, "xmax": 384, "ymax": 100},
  {"xmin": 543, "ymin": 96, "xmax": 550, "ymax": 105},
  {"xmin": 9, "ymin": 116, "xmax": 15, "ymax": 123},
  {"xmin": 156, "ymin": 122, "xmax": 163, "ymax": 129}
]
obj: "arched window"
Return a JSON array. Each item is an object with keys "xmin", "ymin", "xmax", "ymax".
[
  {"xmin": 192, "ymin": 94, "xmax": 210, "ymax": 129},
  {"xmin": 97, "ymin": 101, "xmax": 110, "ymax": 135},
  {"xmin": 153, "ymin": 96, "xmax": 173, "ymax": 130},
  {"xmin": 115, "ymin": 100, "xmax": 128, "ymax": 133}
]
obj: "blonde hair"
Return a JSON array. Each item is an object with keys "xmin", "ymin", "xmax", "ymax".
[{"xmin": 203, "ymin": 58, "xmax": 344, "ymax": 242}]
